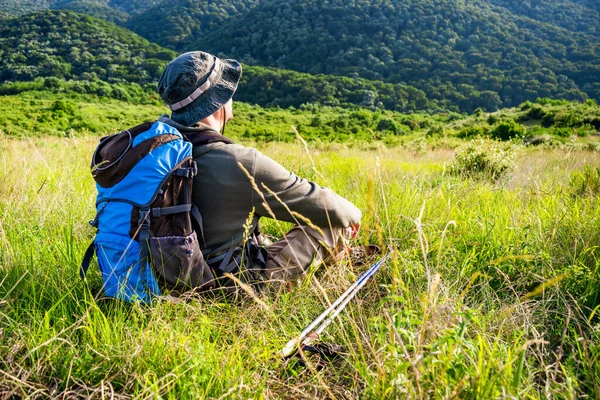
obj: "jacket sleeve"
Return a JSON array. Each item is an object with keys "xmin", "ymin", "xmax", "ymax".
[{"xmin": 249, "ymin": 149, "xmax": 362, "ymax": 228}]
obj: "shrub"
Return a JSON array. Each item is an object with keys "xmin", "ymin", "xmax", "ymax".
[
  {"xmin": 399, "ymin": 118, "xmax": 420, "ymax": 131},
  {"xmin": 457, "ymin": 125, "xmax": 488, "ymax": 139},
  {"xmin": 51, "ymin": 99, "xmax": 78, "ymax": 116},
  {"xmin": 242, "ymin": 127, "xmax": 279, "ymax": 142},
  {"xmin": 490, "ymin": 119, "xmax": 526, "ymax": 141},
  {"xmin": 552, "ymin": 127, "xmax": 574, "ymax": 138},
  {"xmin": 525, "ymin": 104, "xmax": 547, "ymax": 120},
  {"xmin": 426, "ymin": 126, "xmax": 444, "ymax": 137},
  {"xmin": 570, "ymin": 165, "xmax": 600, "ymax": 198},
  {"xmin": 554, "ymin": 112, "xmax": 583, "ymax": 128},
  {"xmin": 584, "ymin": 116, "xmax": 600, "ymax": 130},
  {"xmin": 347, "ymin": 110, "xmax": 373, "ymax": 126},
  {"xmin": 487, "ymin": 114, "xmax": 499, "ymax": 125},
  {"xmin": 541, "ymin": 112, "xmax": 556, "ymax": 127},
  {"xmin": 382, "ymin": 135, "xmax": 402, "ymax": 147},
  {"xmin": 536, "ymin": 97, "xmax": 570, "ymax": 106},
  {"xmin": 328, "ymin": 116, "xmax": 349, "ymax": 130},
  {"xmin": 519, "ymin": 100, "xmax": 533, "ymax": 111},
  {"xmin": 376, "ymin": 118, "xmax": 400, "ymax": 134},
  {"xmin": 451, "ymin": 140, "xmax": 518, "ymax": 181},
  {"xmin": 43, "ymin": 77, "xmax": 62, "ymax": 90},
  {"xmin": 310, "ymin": 115, "xmax": 323, "ymax": 127},
  {"xmin": 446, "ymin": 112, "xmax": 464, "ymax": 122}
]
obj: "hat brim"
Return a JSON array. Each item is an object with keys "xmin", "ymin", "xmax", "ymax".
[{"xmin": 171, "ymin": 59, "xmax": 242, "ymax": 127}]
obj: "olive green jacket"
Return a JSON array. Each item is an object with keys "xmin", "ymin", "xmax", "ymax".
[{"xmin": 159, "ymin": 116, "xmax": 362, "ymax": 259}]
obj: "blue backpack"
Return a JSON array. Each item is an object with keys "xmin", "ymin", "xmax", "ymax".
[{"xmin": 81, "ymin": 121, "xmax": 228, "ymax": 302}]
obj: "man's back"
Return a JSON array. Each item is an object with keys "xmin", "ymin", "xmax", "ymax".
[{"xmin": 191, "ymin": 142, "xmax": 257, "ymax": 259}]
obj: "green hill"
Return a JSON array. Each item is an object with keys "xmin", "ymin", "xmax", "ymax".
[
  {"xmin": 0, "ymin": 11, "xmax": 174, "ymax": 85},
  {"xmin": 0, "ymin": 0, "xmax": 250, "ymax": 28},
  {"xmin": 572, "ymin": 0, "xmax": 600, "ymax": 13},
  {"xmin": 4, "ymin": 0, "xmax": 599, "ymax": 112},
  {"xmin": 50, "ymin": 0, "xmax": 129, "ymax": 23},
  {"xmin": 238, "ymin": 65, "xmax": 437, "ymax": 112},
  {"xmin": 487, "ymin": 0, "xmax": 599, "ymax": 36},
  {"xmin": 189, "ymin": 0, "xmax": 599, "ymax": 111},
  {"xmin": 0, "ymin": 0, "xmax": 56, "ymax": 15},
  {"xmin": 0, "ymin": 0, "xmax": 161, "ymax": 19},
  {"xmin": 125, "ymin": 0, "xmax": 259, "ymax": 51},
  {"xmin": 0, "ymin": 11, "xmax": 441, "ymax": 112},
  {"xmin": 102, "ymin": 0, "xmax": 162, "ymax": 14}
]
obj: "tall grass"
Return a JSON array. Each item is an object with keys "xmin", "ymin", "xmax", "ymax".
[{"xmin": 1, "ymin": 135, "xmax": 600, "ymax": 398}]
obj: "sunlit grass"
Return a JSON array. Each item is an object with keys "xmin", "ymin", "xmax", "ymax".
[{"xmin": 1, "ymin": 135, "xmax": 600, "ymax": 398}]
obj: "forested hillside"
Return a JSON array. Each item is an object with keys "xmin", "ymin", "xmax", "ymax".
[
  {"xmin": 0, "ymin": 0, "xmax": 161, "ymax": 20},
  {"xmin": 0, "ymin": 11, "xmax": 442, "ymax": 112},
  {"xmin": 487, "ymin": 0, "xmax": 599, "ymax": 36},
  {"xmin": 0, "ymin": 0, "xmax": 56, "ymax": 15},
  {"xmin": 0, "ymin": 11, "xmax": 173, "ymax": 85},
  {"xmin": 48, "ymin": 0, "xmax": 129, "ymax": 24},
  {"xmin": 572, "ymin": 0, "xmax": 600, "ymax": 13},
  {"xmin": 238, "ymin": 65, "xmax": 436, "ymax": 111},
  {"xmin": 2, "ymin": 0, "xmax": 600, "ymax": 112},
  {"xmin": 125, "ymin": 0, "xmax": 259, "ymax": 51},
  {"xmin": 191, "ymin": 0, "xmax": 599, "ymax": 112}
]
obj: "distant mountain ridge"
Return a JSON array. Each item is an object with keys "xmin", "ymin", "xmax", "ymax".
[
  {"xmin": 572, "ymin": 0, "xmax": 600, "ymax": 13},
  {"xmin": 125, "ymin": 0, "xmax": 259, "ymax": 51},
  {"xmin": 0, "ymin": 11, "xmax": 440, "ymax": 112},
  {"xmin": 191, "ymin": 0, "xmax": 599, "ymax": 110},
  {"xmin": 0, "ymin": 0, "xmax": 162, "ymax": 19},
  {"xmin": 0, "ymin": 0, "xmax": 55, "ymax": 15},
  {"xmin": 0, "ymin": 11, "xmax": 173, "ymax": 85},
  {"xmin": 2, "ymin": 0, "xmax": 599, "ymax": 112},
  {"xmin": 486, "ymin": 0, "xmax": 599, "ymax": 36},
  {"xmin": 0, "ymin": 0, "xmax": 259, "ymax": 50}
]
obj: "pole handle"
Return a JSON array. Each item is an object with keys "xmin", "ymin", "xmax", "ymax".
[{"xmin": 281, "ymin": 337, "xmax": 298, "ymax": 358}]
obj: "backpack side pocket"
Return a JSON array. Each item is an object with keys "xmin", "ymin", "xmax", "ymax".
[{"xmin": 149, "ymin": 230, "xmax": 216, "ymax": 293}]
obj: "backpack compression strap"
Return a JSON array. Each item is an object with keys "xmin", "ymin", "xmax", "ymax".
[
  {"xmin": 136, "ymin": 203, "xmax": 204, "ymax": 284},
  {"xmin": 80, "ymin": 201, "xmax": 109, "ymax": 280},
  {"xmin": 80, "ymin": 241, "xmax": 96, "ymax": 279}
]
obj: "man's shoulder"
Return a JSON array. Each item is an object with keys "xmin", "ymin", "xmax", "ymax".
[{"xmin": 192, "ymin": 141, "xmax": 259, "ymax": 162}]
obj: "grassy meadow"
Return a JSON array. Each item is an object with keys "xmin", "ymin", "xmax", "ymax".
[{"xmin": 1, "ymin": 94, "xmax": 600, "ymax": 398}]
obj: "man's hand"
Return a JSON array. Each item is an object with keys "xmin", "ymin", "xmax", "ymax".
[{"xmin": 346, "ymin": 223, "xmax": 361, "ymax": 239}]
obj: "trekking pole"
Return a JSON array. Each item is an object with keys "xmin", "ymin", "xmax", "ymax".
[{"xmin": 281, "ymin": 248, "xmax": 392, "ymax": 358}]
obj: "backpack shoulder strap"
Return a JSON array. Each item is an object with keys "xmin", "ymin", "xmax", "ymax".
[{"xmin": 184, "ymin": 129, "xmax": 235, "ymax": 147}]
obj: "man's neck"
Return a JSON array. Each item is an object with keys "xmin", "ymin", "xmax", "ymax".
[{"xmin": 198, "ymin": 115, "xmax": 223, "ymax": 132}]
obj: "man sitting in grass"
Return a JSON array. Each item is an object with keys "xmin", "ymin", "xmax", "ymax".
[{"xmin": 157, "ymin": 51, "xmax": 363, "ymax": 291}]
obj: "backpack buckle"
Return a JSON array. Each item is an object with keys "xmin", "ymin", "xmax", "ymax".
[
  {"xmin": 138, "ymin": 209, "xmax": 151, "ymax": 227},
  {"xmin": 174, "ymin": 163, "xmax": 198, "ymax": 178}
]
